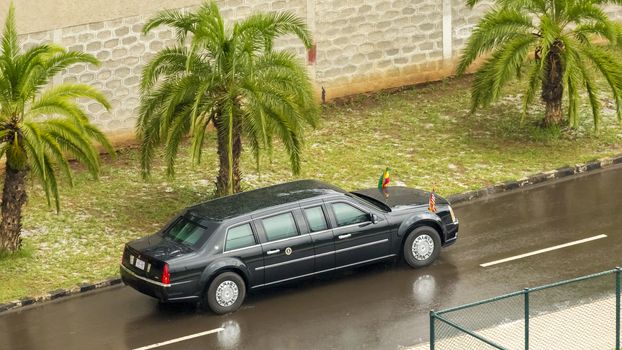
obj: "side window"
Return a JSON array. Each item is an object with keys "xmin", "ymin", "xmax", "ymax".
[
  {"xmin": 261, "ymin": 212, "xmax": 299, "ymax": 242},
  {"xmin": 225, "ymin": 224, "xmax": 256, "ymax": 251},
  {"xmin": 303, "ymin": 206, "xmax": 328, "ymax": 232},
  {"xmin": 331, "ymin": 202, "xmax": 370, "ymax": 227}
]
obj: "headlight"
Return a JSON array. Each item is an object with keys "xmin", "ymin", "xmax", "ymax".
[{"xmin": 448, "ymin": 206, "xmax": 456, "ymax": 223}]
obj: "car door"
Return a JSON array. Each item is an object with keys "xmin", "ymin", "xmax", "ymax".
[
  {"xmin": 326, "ymin": 200, "xmax": 392, "ymax": 268},
  {"xmin": 300, "ymin": 202, "xmax": 335, "ymax": 273},
  {"xmin": 255, "ymin": 209, "xmax": 314, "ymax": 285},
  {"xmin": 221, "ymin": 221, "xmax": 265, "ymax": 288}
]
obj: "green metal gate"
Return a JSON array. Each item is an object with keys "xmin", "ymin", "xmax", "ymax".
[{"xmin": 430, "ymin": 268, "xmax": 622, "ymax": 349}]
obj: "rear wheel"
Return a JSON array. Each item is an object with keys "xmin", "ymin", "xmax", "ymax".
[
  {"xmin": 204, "ymin": 272, "xmax": 246, "ymax": 314},
  {"xmin": 403, "ymin": 226, "xmax": 441, "ymax": 268}
]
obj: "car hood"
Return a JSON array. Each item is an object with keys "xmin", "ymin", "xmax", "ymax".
[
  {"xmin": 351, "ymin": 187, "xmax": 449, "ymax": 211},
  {"xmin": 128, "ymin": 234, "xmax": 195, "ymax": 260}
]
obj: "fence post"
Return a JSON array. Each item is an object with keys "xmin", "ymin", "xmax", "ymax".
[
  {"xmin": 430, "ymin": 310, "xmax": 435, "ymax": 350},
  {"xmin": 616, "ymin": 267, "xmax": 621, "ymax": 350},
  {"xmin": 524, "ymin": 288, "xmax": 530, "ymax": 350}
]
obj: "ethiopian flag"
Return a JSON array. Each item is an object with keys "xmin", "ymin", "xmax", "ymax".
[{"xmin": 378, "ymin": 167, "xmax": 390, "ymax": 189}]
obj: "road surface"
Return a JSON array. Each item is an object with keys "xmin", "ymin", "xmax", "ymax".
[{"xmin": 2, "ymin": 165, "xmax": 622, "ymax": 350}]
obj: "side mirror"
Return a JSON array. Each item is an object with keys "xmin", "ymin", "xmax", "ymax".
[{"xmin": 370, "ymin": 214, "xmax": 378, "ymax": 224}]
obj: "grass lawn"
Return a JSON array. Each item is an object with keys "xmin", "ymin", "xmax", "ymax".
[{"xmin": 1, "ymin": 75, "xmax": 622, "ymax": 303}]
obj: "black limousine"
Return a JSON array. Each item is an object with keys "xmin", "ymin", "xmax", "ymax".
[{"xmin": 121, "ymin": 180, "xmax": 459, "ymax": 314}]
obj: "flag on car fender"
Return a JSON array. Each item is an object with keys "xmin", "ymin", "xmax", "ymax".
[{"xmin": 429, "ymin": 189, "xmax": 436, "ymax": 213}]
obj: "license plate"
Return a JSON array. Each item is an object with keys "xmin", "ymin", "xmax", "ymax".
[{"xmin": 135, "ymin": 258, "xmax": 146, "ymax": 270}]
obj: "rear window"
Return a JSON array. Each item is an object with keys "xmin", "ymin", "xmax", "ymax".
[
  {"xmin": 163, "ymin": 217, "xmax": 209, "ymax": 248},
  {"xmin": 225, "ymin": 224, "xmax": 256, "ymax": 251}
]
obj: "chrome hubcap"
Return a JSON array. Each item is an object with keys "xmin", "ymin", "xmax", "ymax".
[
  {"xmin": 215, "ymin": 280, "xmax": 239, "ymax": 307},
  {"xmin": 412, "ymin": 234, "xmax": 434, "ymax": 261}
]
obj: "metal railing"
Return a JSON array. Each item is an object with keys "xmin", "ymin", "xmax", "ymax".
[{"xmin": 430, "ymin": 268, "xmax": 622, "ymax": 350}]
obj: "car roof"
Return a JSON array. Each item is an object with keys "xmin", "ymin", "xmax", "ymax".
[{"xmin": 186, "ymin": 180, "xmax": 346, "ymax": 221}]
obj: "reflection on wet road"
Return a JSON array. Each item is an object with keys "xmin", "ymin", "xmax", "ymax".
[{"xmin": 2, "ymin": 165, "xmax": 622, "ymax": 349}]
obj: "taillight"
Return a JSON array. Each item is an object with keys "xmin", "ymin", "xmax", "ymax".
[{"xmin": 162, "ymin": 263, "xmax": 170, "ymax": 285}]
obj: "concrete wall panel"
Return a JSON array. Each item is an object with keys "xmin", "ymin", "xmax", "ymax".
[{"xmin": 7, "ymin": 0, "xmax": 622, "ymax": 135}]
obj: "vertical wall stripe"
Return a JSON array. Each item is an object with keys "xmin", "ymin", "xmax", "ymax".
[
  {"xmin": 442, "ymin": 0, "xmax": 452, "ymax": 60},
  {"xmin": 306, "ymin": 0, "xmax": 317, "ymax": 80},
  {"xmin": 52, "ymin": 29, "xmax": 62, "ymax": 85}
]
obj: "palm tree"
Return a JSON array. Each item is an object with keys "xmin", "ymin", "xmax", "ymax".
[
  {"xmin": 0, "ymin": 3, "xmax": 114, "ymax": 253},
  {"xmin": 457, "ymin": 0, "xmax": 622, "ymax": 128},
  {"xmin": 138, "ymin": 1, "xmax": 319, "ymax": 196}
]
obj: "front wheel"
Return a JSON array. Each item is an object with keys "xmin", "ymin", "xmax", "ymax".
[
  {"xmin": 204, "ymin": 272, "xmax": 246, "ymax": 314},
  {"xmin": 403, "ymin": 226, "xmax": 441, "ymax": 268}
]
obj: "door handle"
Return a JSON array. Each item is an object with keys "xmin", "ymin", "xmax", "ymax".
[
  {"xmin": 338, "ymin": 234, "xmax": 351, "ymax": 240},
  {"xmin": 266, "ymin": 249, "xmax": 280, "ymax": 255}
]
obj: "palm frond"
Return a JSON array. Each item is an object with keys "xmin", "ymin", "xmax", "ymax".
[
  {"xmin": 42, "ymin": 156, "xmax": 60, "ymax": 212},
  {"xmin": 28, "ymin": 98, "xmax": 90, "ymax": 125},
  {"xmin": 20, "ymin": 122, "xmax": 47, "ymax": 181},
  {"xmin": 35, "ymin": 83, "xmax": 110, "ymax": 109},
  {"xmin": 163, "ymin": 104, "xmax": 193, "ymax": 177},
  {"xmin": 457, "ymin": 8, "xmax": 535, "ymax": 75},
  {"xmin": 38, "ymin": 119, "xmax": 101, "ymax": 178},
  {"xmin": 140, "ymin": 46, "xmax": 192, "ymax": 91},
  {"xmin": 522, "ymin": 61, "xmax": 543, "ymax": 119},
  {"xmin": 26, "ymin": 50, "xmax": 100, "ymax": 99},
  {"xmin": 189, "ymin": 109, "xmax": 212, "ymax": 166},
  {"xmin": 236, "ymin": 11, "xmax": 313, "ymax": 52},
  {"xmin": 579, "ymin": 44, "xmax": 622, "ymax": 124},
  {"xmin": 561, "ymin": 39, "xmax": 583, "ymax": 127},
  {"xmin": 143, "ymin": 8, "xmax": 197, "ymax": 43},
  {"xmin": 1, "ymin": 3, "xmax": 18, "ymax": 60},
  {"xmin": 83, "ymin": 123, "xmax": 115, "ymax": 157},
  {"xmin": 573, "ymin": 20, "xmax": 622, "ymax": 47},
  {"xmin": 470, "ymin": 34, "xmax": 536, "ymax": 110},
  {"xmin": 564, "ymin": 1, "xmax": 605, "ymax": 24},
  {"xmin": 191, "ymin": 1, "xmax": 226, "ymax": 56}
]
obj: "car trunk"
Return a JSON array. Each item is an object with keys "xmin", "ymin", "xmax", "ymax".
[{"xmin": 122, "ymin": 235, "xmax": 194, "ymax": 283}]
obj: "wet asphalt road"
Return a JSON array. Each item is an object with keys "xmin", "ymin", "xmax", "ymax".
[{"xmin": 2, "ymin": 165, "xmax": 622, "ymax": 350}]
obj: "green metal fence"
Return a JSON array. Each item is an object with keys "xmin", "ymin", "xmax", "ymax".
[{"xmin": 430, "ymin": 268, "xmax": 622, "ymax": 350}]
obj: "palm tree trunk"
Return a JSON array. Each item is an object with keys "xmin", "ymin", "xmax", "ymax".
[
  {"xmin": 541, "ymin": 40, "xmax": 564, "ymax": 127},
  {"xmin": 0, "ymin": 165, "xmax": 28, "ymax": 252},
  {"xmin": 215, "ymin": 118, "xmax": 242, "ymax": 196},
  {"xmin": 544, "ymin": 99, "xmax": 563, "ymax": 126}
]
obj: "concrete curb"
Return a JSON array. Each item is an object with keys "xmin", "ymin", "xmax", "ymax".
[
  {"xmin": 1, "ymin": 153, "xmax": 622, "ymax": 315},
  {"xmin": 446, "ymin": 154, "xmax": 622, "ymax": 204},
  {"xmin": 0, "ymin": 277, "xmax": 122, "ymax": 314}
]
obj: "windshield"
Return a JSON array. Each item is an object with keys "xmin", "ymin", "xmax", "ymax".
[
  {"xmin": 348, "ymin": 192, "xmax": 391, "ymax": 212},
  {"xmin": 162, "ymin": 217, "xmax": 209, "ymax": 248}
]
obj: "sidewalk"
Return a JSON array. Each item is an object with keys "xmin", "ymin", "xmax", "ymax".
[{"xmin": 408, "ymin": 295, "xmax": 617, "ymax": 350}]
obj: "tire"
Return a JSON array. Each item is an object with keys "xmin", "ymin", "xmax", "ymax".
[
  {"xmin": 403, "ymin": 226, "xmax": 441, "ymax": 268},
  {"xmin": 204, "ymin": 272, "xmax": 246, "ymax": 315}
]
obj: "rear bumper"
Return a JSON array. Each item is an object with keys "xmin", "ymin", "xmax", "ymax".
[
  {"xmin": 120, "ymin": 264, "xmax": 201, "ymax": 302},
  {"xmin": 442, "ymin": 220, "xmax": 459, "ymax": 247},
  {"xmin": 120, "ymin": 264, "xmax": 169, "ymax": 301}
]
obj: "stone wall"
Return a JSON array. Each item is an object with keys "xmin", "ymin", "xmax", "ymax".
[
  {"xmin": 20, "ymin": 1, "xmax": 307, "ymax": 133},
  {"xmin": 314, "ymin": 0, "xmax": 444, "ymax": 96},
  {"xmin": 0, "ymin": 0, "xmax": 205, "ymax": 34},
  {"xmin": 14, "ymin": 0, "xmax": 622, "ymax": 135}
]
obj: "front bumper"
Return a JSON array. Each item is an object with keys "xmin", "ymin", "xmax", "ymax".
[{"xmin": 442, "ymin": 220, "xmax": 459, "ymax": 247}]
